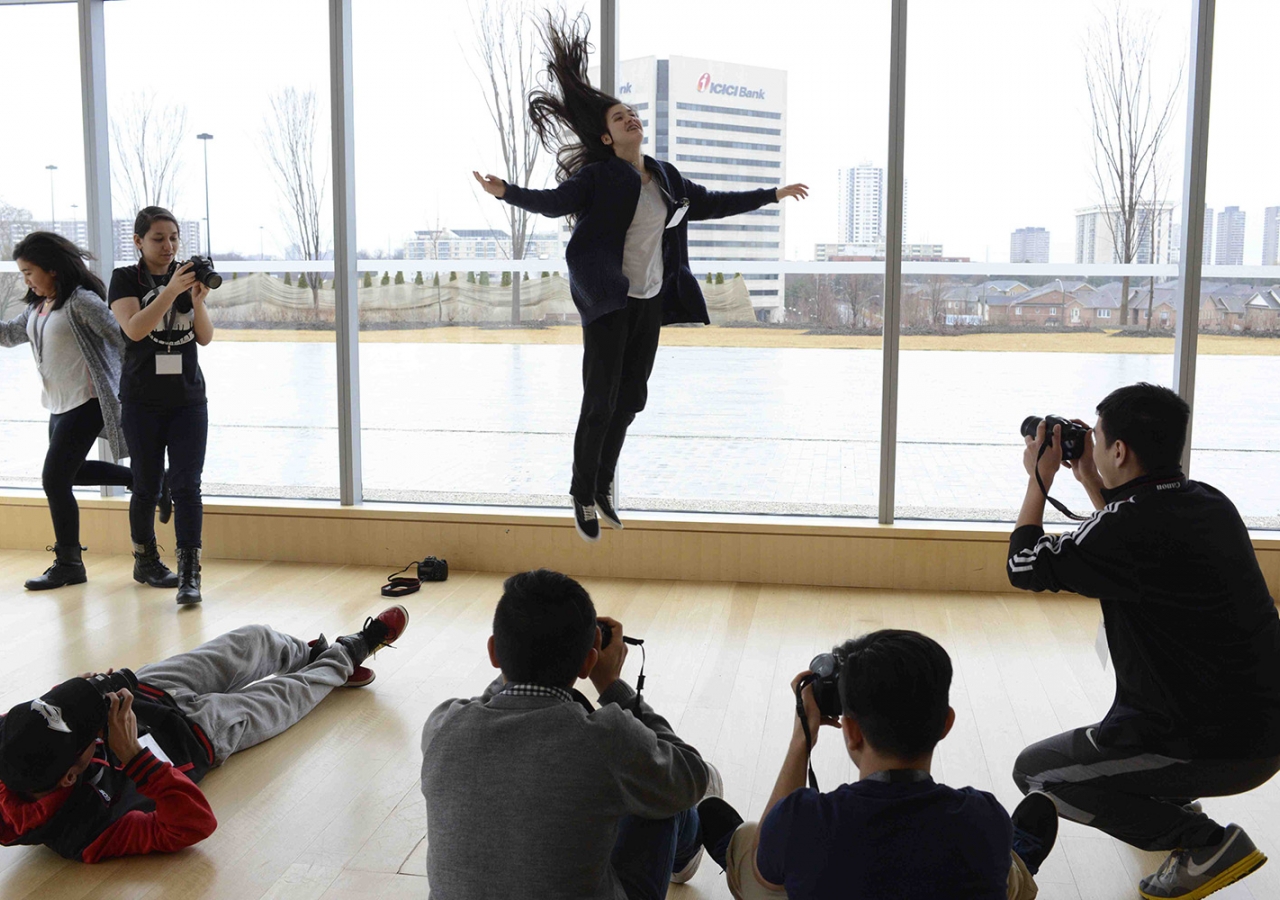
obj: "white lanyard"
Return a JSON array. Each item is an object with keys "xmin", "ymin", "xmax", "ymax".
[{"xmin": 32, "ymin": 301, "xmax": 54, "ymax": 366}]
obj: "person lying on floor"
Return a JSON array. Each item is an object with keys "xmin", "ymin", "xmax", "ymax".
[
  {"xmin": 0, "ymin": 604, "xmax": 409, "ymax": 863},
  {"xmin": 690, "ymin": 629, "xmax": 1059, "ymax": 900}
]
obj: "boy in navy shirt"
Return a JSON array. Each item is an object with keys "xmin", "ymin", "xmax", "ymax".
[{"xmin": 693, "ymin": 629, "xmax": 1057, "ymax": 899}]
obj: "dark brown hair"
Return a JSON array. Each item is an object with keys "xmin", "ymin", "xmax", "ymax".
[
  {"xmin": 11, "ymin": 232, "xmax": 106, "ymax": 310},
  {"xmin": 133, "ymin": 206, "xmax": 180, "ymax": 240}
]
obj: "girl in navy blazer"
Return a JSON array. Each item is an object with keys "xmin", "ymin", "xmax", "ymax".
[{"xmin": 475, "ymin": 13, "xmax": 807, "ymax": 541}]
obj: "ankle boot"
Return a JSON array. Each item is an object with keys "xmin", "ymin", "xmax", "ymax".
[
  {"xmin": 133, "ymin": 540, "xmax": 179, "ymax": 588},
  {"xmin": 175, "ymin": 547, "xmax": 203, "ymax": 605},
  {"xmin": 25, "ymin": 544, "xmax": 88, "ymax": 591}
]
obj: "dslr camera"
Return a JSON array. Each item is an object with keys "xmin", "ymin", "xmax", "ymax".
[
  {"xmin": 87, "ymin": 668, "xmax": 138, "ymax": 700},
  {"xmin": 173, "ymin": 255, "xmax": 222, "ymax": 314},
  {"xmin": 418, "ymin": 556, "xmax": 448, "ymax": 582},
  {"xmin": 1020, "ymin": 414, "xmax": 1089, "ymax": 462},
  {"xmin": 803, "ymin": 649, "xmax": 847, "ymax": 719}
]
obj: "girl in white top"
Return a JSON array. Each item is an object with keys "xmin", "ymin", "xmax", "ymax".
[{"xmin": 0, "ymin": 232, "xmax": 132, "ymax": 590}]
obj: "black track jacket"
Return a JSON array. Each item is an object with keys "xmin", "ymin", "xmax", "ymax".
[
  {"xmin": 1008, "ymin": 471, "xmax": 1280, "ymax": 759},
  {"xmin": 500, "ymin": 156, "xmax": 778, "ymax": 326}
]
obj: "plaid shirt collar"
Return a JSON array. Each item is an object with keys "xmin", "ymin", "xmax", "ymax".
[{"xmin": 499, "ymin": 682, "xmax": 575, "ymax": 704}]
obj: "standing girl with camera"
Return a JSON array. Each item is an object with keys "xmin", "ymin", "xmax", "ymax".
[
  {"xmin": 108, "ymin": 207, "xmax": 215, "ymax": 605},
  {"xmin": 0, "ymin": 232, "xmax": 133, "ymax": 589},
  {"xmin": 475, "ymin": 13, "xmax": 807, "ymax": 542}
]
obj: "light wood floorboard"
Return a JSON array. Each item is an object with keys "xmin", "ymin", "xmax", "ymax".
[{"xmin": 0, "ymin": 549, "xmax": 1274, "ymax": 900}]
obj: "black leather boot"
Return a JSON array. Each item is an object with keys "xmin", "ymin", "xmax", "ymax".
[
  {"xmin": 25, "ymin": 544, "xmax": 87, "ymax": 591},
  {"xmin": 175, "ymin": 547, "xmax": 203, "ymax": 605},
  {"xmin": 133, "ymin": 540, "xmax": 179, "ymax": 588}
]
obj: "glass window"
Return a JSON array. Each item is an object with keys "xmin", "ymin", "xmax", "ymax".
[
  {"xmin": 895, "ymin": 0, "xmax": 1185, "ymax": 523},
  {"xmin": 104, "ymin": 0, "xmax": 339, "ymax": 500},
  {"xmin": 0, "ymin": 2, "xmax": 88, "ymax": 494},
  {"xmin": 1189, "ymin": 1, "xmax": 1280, "ymax": 528}
]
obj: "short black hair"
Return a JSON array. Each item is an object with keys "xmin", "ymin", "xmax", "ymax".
[
  {"xmin": 1096, "ymin": 382, "xmax": 1190, "ymax": 472},
  {"xmin": 493, "ymin": 569, "xmax": 597, "ymax": 688},
  {"xmin": 836, "ymin": 629, "xmax": 952, "ymax": 759},
  {"xmin": 133, "ymin": 206, "xmax": 180, "ymax": 239}
]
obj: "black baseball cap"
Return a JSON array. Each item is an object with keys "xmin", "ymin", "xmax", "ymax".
[{"xmin": 0, "ymin": 678, "xmax": 106, "ymax": 794}]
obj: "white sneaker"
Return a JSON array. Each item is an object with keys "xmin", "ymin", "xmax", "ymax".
[{"xmin": 671, "ymin": 761, "xmax": 724, "ymax": 884}]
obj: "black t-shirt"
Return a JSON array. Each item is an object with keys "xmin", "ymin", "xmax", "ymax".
[
  {"xmin": 756, "ymin": 777, "xmax": 1012, "ymax": 900},
  {"xmin": 107, "ymin": 265, "xmax": 207, "ymax": 408}
]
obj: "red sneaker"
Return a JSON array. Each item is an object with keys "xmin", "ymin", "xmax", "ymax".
[
  {"xmin": 307, "ymin": 637, "xmax": 377, "ymax": 688},
  {"xmin": 336, "ymin": 604, "xmax": 410, "ymax": 666}
]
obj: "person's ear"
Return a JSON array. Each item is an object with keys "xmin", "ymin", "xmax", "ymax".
[
  {"xmin": 842, "ymin": 715, "xmax": 864, "ymax": 756},
  {"xmin": 57, "ymin": 768, "xmax": 78, "ymax": 790},
  {"xmin": 939, "ymin": 706, "xmax": 956, "ymax": 742},
  {"xmin": 577, "ymin": 647, "xmax": 599, "ymax": 681},
  {"xmin": 601, "ymin": 132, "xmax": 612, "ymax": 146},
  {"xmin": 1113, "ymin": 438, "xmax": 1128, "ymax": 468},
  {"xmin": 487, "ymin": 635, "xmax": 500, "ymax": 670}
]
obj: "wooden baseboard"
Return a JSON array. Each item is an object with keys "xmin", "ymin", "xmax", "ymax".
[{"xmin": 2, "ymin": 493, "xmax": 1277, "ymax": 596}]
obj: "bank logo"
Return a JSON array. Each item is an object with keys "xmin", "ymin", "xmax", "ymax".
[{"xmin": 696, "ymin": 73, "xmax": 765, "ymax": 100}]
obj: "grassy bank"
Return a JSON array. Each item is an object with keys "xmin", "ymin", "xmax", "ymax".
[{"xmin": 211, "ymin": 325, "xmax": 1280, "ymax": 356}]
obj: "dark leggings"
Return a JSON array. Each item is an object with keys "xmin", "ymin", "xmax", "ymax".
[
  {"xmin": 44, "ymin": 398, "xmax": 133, "ymax": 547},
  {"xmin": 571, "ymin": 297, "xmax": 664, "ymax": 503},
  {"xmin": 121, "ymin": 401, "xmax": 208, "ymax": 549}
]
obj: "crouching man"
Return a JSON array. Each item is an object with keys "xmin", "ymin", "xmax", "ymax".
[
  {"xmin": 421, "ymin": 569, "xmax": 720, "ymax": 899},
  {"xmin": 1009, "ymin": 383, "xmax": 1280, "ymax": 899},
  {"xmin": 0, "ymin": 605, "xmax": 408, "ymax": 862}
]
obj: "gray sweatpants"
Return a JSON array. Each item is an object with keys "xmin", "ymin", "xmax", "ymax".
[{"xmin": 136, "ymin": 624, "xmax": 354, "ymax": 765}]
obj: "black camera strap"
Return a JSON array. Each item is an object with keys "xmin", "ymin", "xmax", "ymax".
[
  {"xmin": 1035, "ymin": 442, "xmax": 1089, "ymax": 522},
  {"xmin": 795, "ymin": 673, "xmax": 822, "ymax": 791}
]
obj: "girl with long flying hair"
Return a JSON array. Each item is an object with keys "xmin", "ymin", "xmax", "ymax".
[
  {"xmin": 475, "ymin": 13, "xmax": 807, "ymax": 542},
  {"xmin": 108, "ymin": 207, "xmax": 215, "ymax": 605},
  {"xmin": 1, "ymin": 232, "xmax": 133, "ymax": 590}
]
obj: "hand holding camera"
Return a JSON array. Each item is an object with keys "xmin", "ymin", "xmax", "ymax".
[
  {"xmin": 105, "ymin": 690, "xmax": 143, "ymax": 766},
  {"xmin": 591, "ymin": 617, "xmax": 628, "ymax": 693},
  {"xmin": 1020, "ymin": 415, "xmax": 1099, "ymax": 520}
]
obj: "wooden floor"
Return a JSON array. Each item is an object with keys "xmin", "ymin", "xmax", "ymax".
[{"xmin": 0, "ymin": 549, "xmax": 1276, "ymax": 900}]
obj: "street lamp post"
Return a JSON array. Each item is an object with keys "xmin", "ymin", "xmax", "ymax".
[
  {"xmin": 45, "ymin": 164, "xmax": 58, "ymax": 230},
  {"xmin": 259, "ymin": 225, "xmax": 264, "ymax": 261},
  {"xmin": 71, "ymin": 203, "xmax": 80, "ymax": 247},
  {"xmin": 196, "ymin": 133, "xmax": 214, "ymax": 256}
]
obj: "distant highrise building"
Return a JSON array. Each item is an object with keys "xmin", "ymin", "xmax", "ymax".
[
  {"xmin": 1203, "ymin": 208, "xmax": 1214, "ymax": 265},
  {"xmin": 6, "ymin": 218, "xmax": 201, "ymax": 265},
  {"xmin": 1010, "ymin": 227, "xmax": 1050, "ymax": 264},
  {"xmin": 1075, "ymin": 203, "xmax": 1175, "ymax": 264},
  {"xmin": 1215, "ymin": 206, "xmax": 1245, "ymax": 266},
  {"xmin": 605, "ymin": 55, "xmax": 788, "ymax": 321},
  {"xmin": 1262, "ymin": 206, "xmax": 1280, "ymax": 266},
  {"xmin": 836, "ymin": 163, "xmax": 907, "ymax": 247}
]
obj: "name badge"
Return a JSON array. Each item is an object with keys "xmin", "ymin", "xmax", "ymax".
[
  {"xmin": 1095, "ymin": 617, "xmax": 1110, "ymax": 670},
  {"xmin": 156, "ymin": 354, "xmax": 183, "ymax": 376},
  {"xmin": 665, "ymin": 200, "xmax": 690, "ymax": 229}
]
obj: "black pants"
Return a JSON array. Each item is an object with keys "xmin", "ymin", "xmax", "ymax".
[
  {"xmin": 571, "ymin": 298, "xmax": 663, "ymax": 503},
  {"xmin": 121, "ymin": 401, "xmax": 208, "ymax": 549},
  {"xmin": 1013, "ymin": 725, "xmax": 1280, "ymax": 851},
  {"xmin": 44, "ymin": 398, "xmax": 133, "ymax": 547}
]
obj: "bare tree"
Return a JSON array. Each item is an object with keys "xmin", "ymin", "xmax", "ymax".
[
  {"xmin": 0, "ymin": 201, "xmax": 35, "ymax": 317},
  {"xmin": 1085, "ymin": 2, "xmax": 1182, "ymax": 327},
  {"xmin": 469, "ymin": 0, "xmax": 545, "ymax": 324},
  {"xmin": 924, "ymin": 274, "xmax": 949, "ymax": 328},
  {"xmin": 111, "ymin": 92, "xmax": 189, "ymax": 215},
  {"xmin": 262, "ymin": 88, "xmax": 328, "ymax": 314}
]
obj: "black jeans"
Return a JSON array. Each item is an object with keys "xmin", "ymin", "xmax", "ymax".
[
  {"xmin": 1014, "ymin": 725, "xmax": 1280, "ymax": 851},
  {"xmin": 121, "ymin": 401, "xmax": 208, "ymax": 549},
  {"xmin": 44, "ymin": 398, "xmax": 133, "ymax": 547},
  {"xmin": 572, "ymin": 297, "xmax": 663, "ymax": 503}
]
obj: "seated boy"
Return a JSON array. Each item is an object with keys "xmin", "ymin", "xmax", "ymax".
[
  {"xmin": 0, "ymin": 606, "xmax": 408, "ymax": 862},
  {"xmin": 694, "ymin": 629, "xmax": 1058, "ymax": 899}
]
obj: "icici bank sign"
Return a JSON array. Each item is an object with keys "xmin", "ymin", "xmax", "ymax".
[{"xmin": 696, "ymin": 72, "xmax": 766, "ymax": 100}]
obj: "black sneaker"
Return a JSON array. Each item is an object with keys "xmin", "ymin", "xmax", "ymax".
[
  {"xmin": 573, "ymin": 498, "xmax": 601, "ymax": 543},
  {"xmin": 1011, "ymin": 790, "xmax": 1059, "ymax": 876},
  {"xmin": 595, "ymin": 483, "xmax": 623, "ymax": 530},
  {"xmin": 336, "ymin": 604, "xmax": 409, "ymax": 666}
]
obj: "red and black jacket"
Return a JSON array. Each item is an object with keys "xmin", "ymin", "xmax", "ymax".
[{"xmin": 0, "ymin": 682, "xmax": 217, "ymax": 862}]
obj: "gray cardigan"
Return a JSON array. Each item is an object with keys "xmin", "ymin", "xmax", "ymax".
[
  {"xmin": 0, "ymin": 288, "xmax": 129, "ymax": 460},
  {"xmin": 420, "ymin": 677, "xmax": 709, "ymax": 900}
]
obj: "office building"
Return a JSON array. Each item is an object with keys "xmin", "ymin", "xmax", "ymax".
[
  {"xmin": 1262, "ymin": 207, "xmax": 1280, "ymax": 266},
  {"xmin": 1010, "ymin": 227, "xmax": 1050, "ymax": 264},
  {"xmin": 404, "ymin": 228, "xmax": 562, "ymax": 262},
  {"xmin": 1216, "ymin": 206, "xmax": 1246, "ymax": 267},
  {"xmin": 6, "ymin": 218, "xmax": 201, "ymax": 264},
  {"xmin": 836, "ymin": 163, "xmax": 908, "ymax": 248},
  {"xmin": 611, "ymin": 55, "xmax": 788, "ymax": 321},
  {"xmin": 1074, "ymin": 202, "xmax": 1175, "ymax": 265}
]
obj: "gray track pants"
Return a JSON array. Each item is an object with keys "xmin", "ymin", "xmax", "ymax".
[
  {"xmin": 1013, "ymin": 725, "xmax": 1280, "ymax": 851},
  {"xmin": 136, "ymin": 624, "xmax": 354, "ymax": 765}
]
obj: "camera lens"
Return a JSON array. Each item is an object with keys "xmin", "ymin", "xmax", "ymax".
[{"xmin": 1020, "ymin": 415, "xmax": 1043, "ymax": 439}]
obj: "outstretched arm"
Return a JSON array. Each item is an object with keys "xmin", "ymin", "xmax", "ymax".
[
  {"xmin": 0, "ymin": 305, "xmax": 32, "ymax": 348},
  {"xmin": 474, "ymin": 168, "xmax": 593, "ymax": 219},
  {"xmin": 685, "ymin": 179, "xmax": 808, "ymax": 222}
]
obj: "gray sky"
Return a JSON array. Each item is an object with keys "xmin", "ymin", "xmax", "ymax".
[{"xmin": 2, "ymin": 0, "xmax": 1277, "ymax": 265}]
